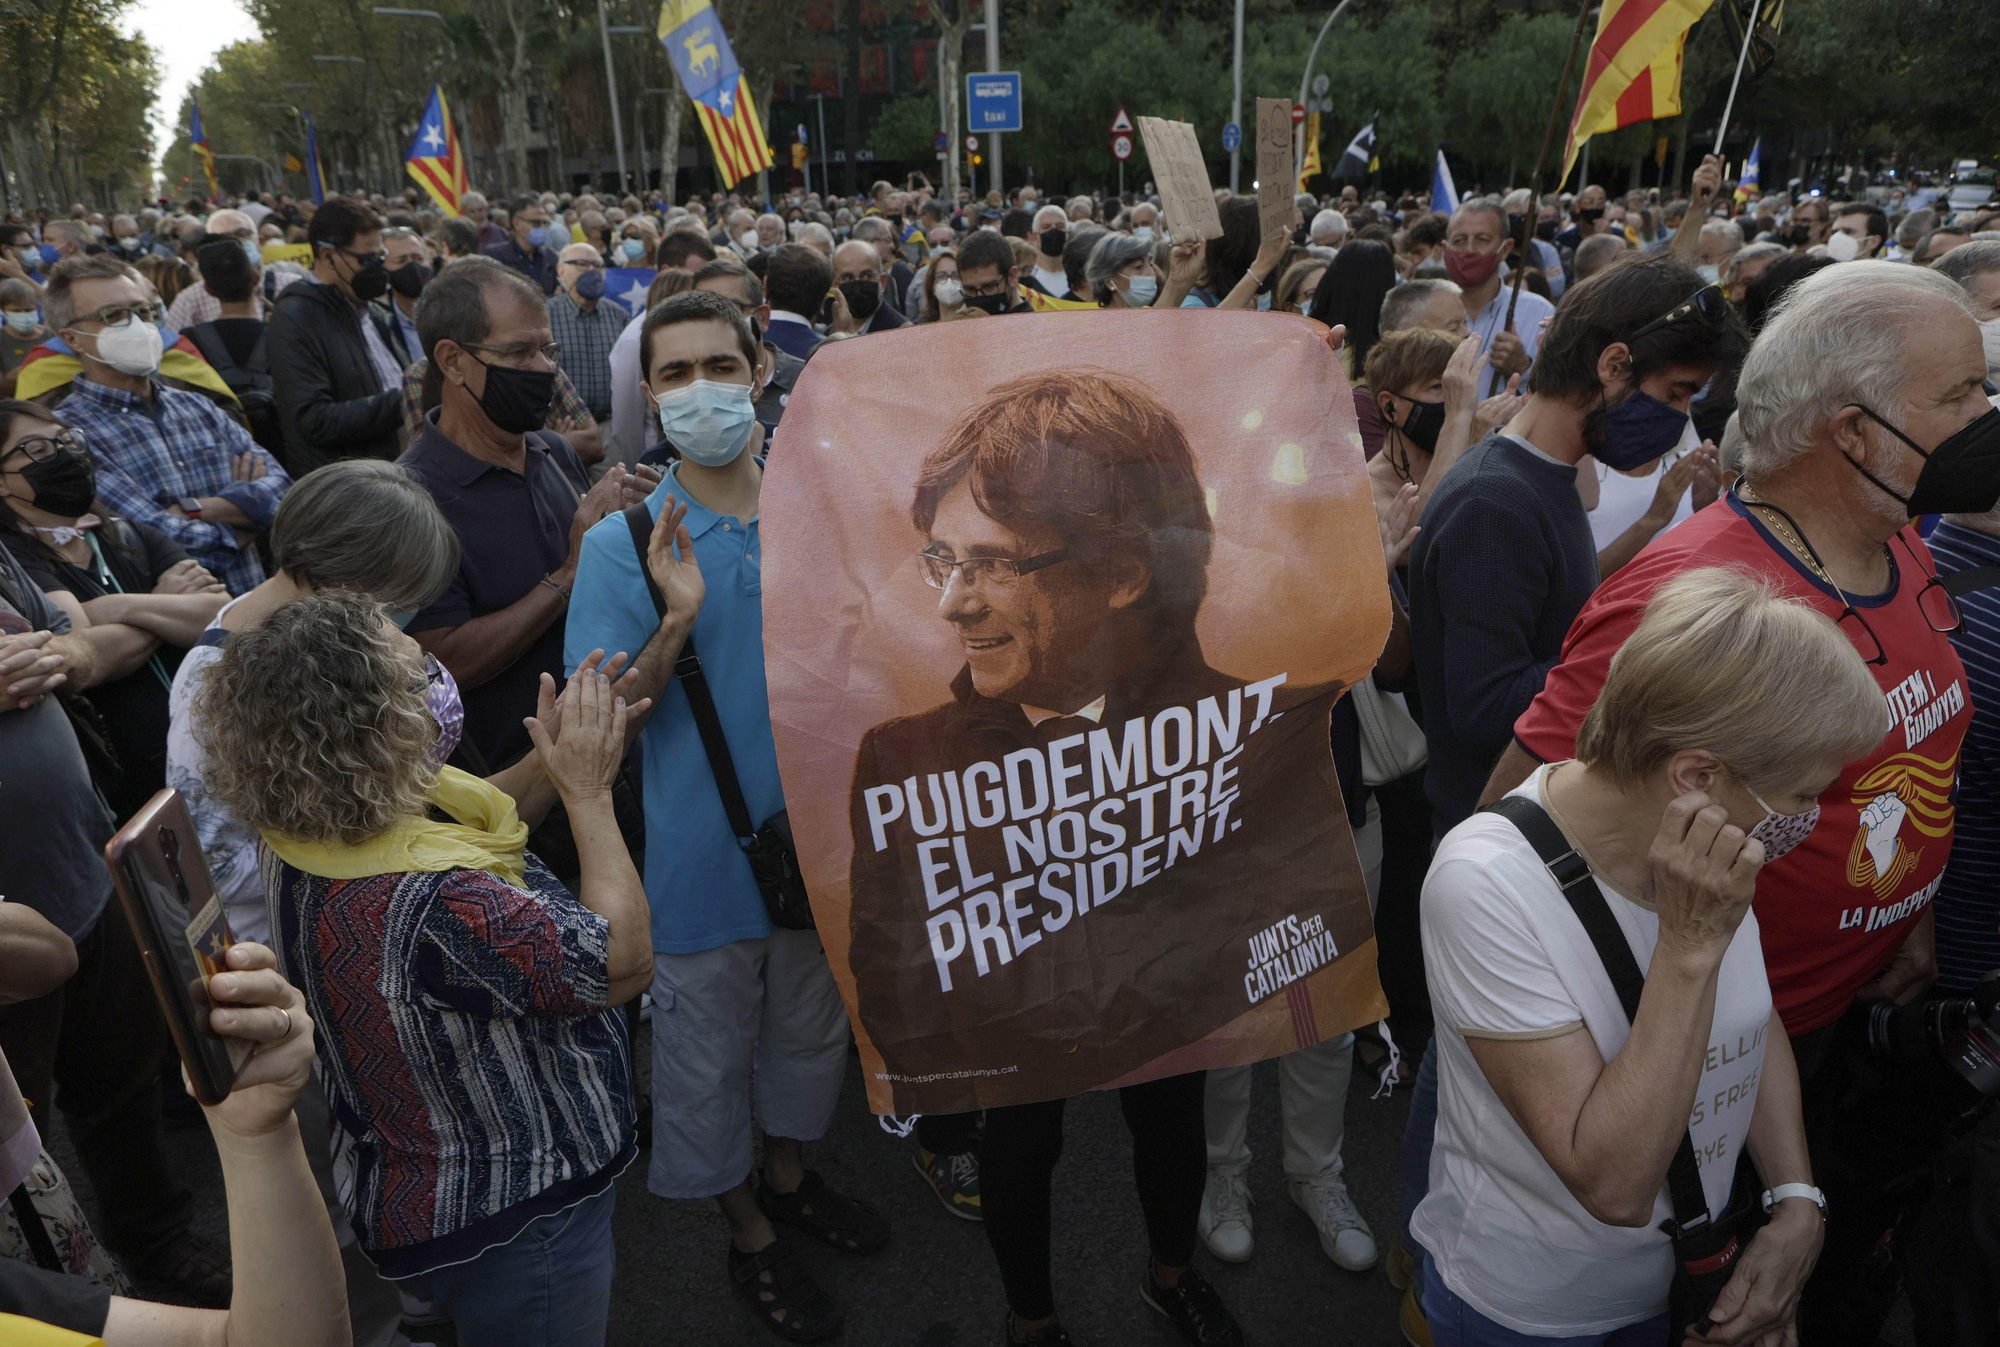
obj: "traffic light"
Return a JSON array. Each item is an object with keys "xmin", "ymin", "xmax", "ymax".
[{"xmin": 971, "ymin": 154, "xmax": 983, "ymax": 166}]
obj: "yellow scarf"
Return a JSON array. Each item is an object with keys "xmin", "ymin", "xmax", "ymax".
[{"xmin": 261, "ymin": 766, "xmax": 528, "ymax": 889}]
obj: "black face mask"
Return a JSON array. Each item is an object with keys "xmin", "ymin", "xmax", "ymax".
[
  {"xmin": 1386, "ymin": 396, "xmax": 1446, "ymax": 455},
  {"xmin": 388, "ymin": 261, "xmax": 430, "ymax": 299},
  {"xmin": 839, "ymin": 278, "xmax": 882, "ymax": 321},
  {"xmin": 1576, "ymin": 206, "xmax": 1604, "ymax": 225},
  {"xmin": 1040, "ymin": 227, "xmax": 1067, "ymax": 258},
  {"xmin": 1534, "ymin": 218, "xmax": 1560, "ymax": 241},
  {"xmin": 470, "ymin": 355, "xmax": 555, "ymax": 435},
  {"xmin": 349, "ymin": 259, "xmax": 391, "ymax": 302},
  {"xmin": 18, "ymin": 446, "xmax": 97, "ymax": 518},
  {"xmin": 1849, "ymin": 403, "xmax": 2000, "ymax": 516},
  {"xmin": 965, "ymin": 291, "xmax": 1011, "ymax": 316}
]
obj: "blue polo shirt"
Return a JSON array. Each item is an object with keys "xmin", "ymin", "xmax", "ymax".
[{"xmin": 564, "ymin": 463, "xmax": 779, "ymax": 954}]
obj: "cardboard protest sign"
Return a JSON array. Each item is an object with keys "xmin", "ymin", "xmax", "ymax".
[
  {"xmin": 763, "ymin": 311, "xmax": 1390, "ymax": 1116},
  {"xmin": 1137, "ymin": 116, "xmax": 1223, "ymax": 242},
  {"xmin": 1256, "ymin": 98, "xmax": 1301, "ymax": 242}
]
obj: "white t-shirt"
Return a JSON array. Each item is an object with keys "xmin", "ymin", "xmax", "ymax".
[
  {"xmin": 1031, "ymin": 265, "xmax": 1070, "ymax": 297},
  {"xmin": 1587, "ymin": 422, "xmax": 1702, "ymax": 550},
  {"xmin": 165, "ymin": 597, "xmax": 266, "ymax": 943},
  {"xmin": 1411, "ymin": 765, "xmax": 1773, "ymax": 1336}
]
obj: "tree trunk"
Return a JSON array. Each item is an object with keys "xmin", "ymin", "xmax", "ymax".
[
  {"xmin": 661, "ymin": 73, "xmax": 684, "ymax": 205},
  {"xmin": 929, "ymin": 1, "xmax": 972, "ymax": 203}
]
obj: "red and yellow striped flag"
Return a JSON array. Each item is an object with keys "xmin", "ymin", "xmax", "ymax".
[
  {"xmin": 694, "ymin": 75, "xmax": 774, "ymax": 189},
  {"xmin": 1561, "ymin": 0, "xmax": 1715, "ymax": 185}
]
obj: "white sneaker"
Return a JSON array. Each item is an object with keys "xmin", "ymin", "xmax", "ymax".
[
  {"xmin": 1198, "ymin": 1168, "xmax": 1254, "ymax": 1263},
  {"xmin": 1289, "ymin": 1173, "xmax": 1378, "ymax": 1271}
]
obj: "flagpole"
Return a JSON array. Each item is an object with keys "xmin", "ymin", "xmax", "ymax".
[
  {"xmin": 1492, "ymin": 0, "xmax": 1595, "ymax": 395},
  {"xmin": 1711, "ymin": 1, "xmax": 1760, "ymax": 158}
]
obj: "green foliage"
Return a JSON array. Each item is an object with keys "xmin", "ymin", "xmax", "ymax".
[
  {"xmin": 1440, "ymin": 10, "xmax": 1575, "ymax": 182},
  {"xmin": 2, "ymin": 0, "xmax": 160, "ymax": 208}
]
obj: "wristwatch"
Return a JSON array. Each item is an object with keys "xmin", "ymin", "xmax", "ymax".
[
  {"xmin": 1762, "ymin": 1183, "xmax": 1826, "ymax": 1217},
  {"xmin": 177, "ymin": 495, "xmax": 203, "ymax": 520}
]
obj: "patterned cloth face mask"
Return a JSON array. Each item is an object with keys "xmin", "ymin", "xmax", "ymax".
[
  {"xmin": 422, "ymin": 656, "xmax": 464, "ymax": 766},
  {"xmin": 1744, "ymin": 783, "xmax": 1820, "ymax": 861}
]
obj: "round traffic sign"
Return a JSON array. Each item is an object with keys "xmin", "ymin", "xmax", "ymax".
[
  {"xmin": 1112, "ymin": 133, "xmax": 1132, "ymax": 162},
  {"xmin": 1221, "ymin": 123, "xmax": 1241, "ymax": 152},
  {"xmin": 1311, "ymin": 73, "xmax": 1330, "ymax": 97},
  {"xmin": 1291, "ymin": 103, "xmax": 1306, "ymax": 125},
  {"xmin": 934, "ymin": 131, "xmax": 949, "ymax": 151},
  {"xmin": 965, "ymin": 134, "xmax": 980, "ymax": 150}
]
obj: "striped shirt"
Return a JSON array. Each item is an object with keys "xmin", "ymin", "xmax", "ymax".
[
  {"xmin": 264, "ymin": 849, "xmax": 635, "ymax": 1276},
  {"xmin": 1922, "ymin": 520, "xmax": 2000, "ymax": 992}
]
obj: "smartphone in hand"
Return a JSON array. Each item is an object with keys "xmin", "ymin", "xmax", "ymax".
[{"xmin": 104, "ymin": 789, "xmax": 250, "ymax": 1105}]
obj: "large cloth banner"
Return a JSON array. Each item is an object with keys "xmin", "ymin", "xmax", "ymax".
[{"xmin": 763, "ymin": 310, "xmax": 1391, "ymax": 1116}]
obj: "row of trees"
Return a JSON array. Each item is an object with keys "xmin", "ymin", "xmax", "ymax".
[
  {"xmin": 2, "ymin": 0, "xmax": 159, "ymax": 212},
  {"xmin": 6, "ymin": 0, "xmax": 1991, "ymax": 213}
]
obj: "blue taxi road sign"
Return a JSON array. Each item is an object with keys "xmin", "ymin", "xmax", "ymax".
[{"xmin": 966, "ymin": 72, "xmax": 1023, "ymax": 134}]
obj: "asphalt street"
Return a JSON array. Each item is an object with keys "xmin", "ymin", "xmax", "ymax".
[{"xmin": 61, "ymin": 1033, "xmax": 1420, "ymax": 1347}]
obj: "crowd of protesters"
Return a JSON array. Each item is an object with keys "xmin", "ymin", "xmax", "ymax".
[{"xmin": 1, "ymin": 151, "xmax": 1999, "ymax": 1347}]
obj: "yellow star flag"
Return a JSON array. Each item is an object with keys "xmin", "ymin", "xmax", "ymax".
[
  {"xmin": 1561, "ymin": 0, "xmax": 1715, "ymax": 185},
  {"xmin": 1297, "ymin": 113, "xmax": 1322, "ymax": 193}
]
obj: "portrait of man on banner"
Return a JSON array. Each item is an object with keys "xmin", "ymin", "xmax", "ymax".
[{"xmin": 762, "ymin": 310, "xmax": 1392, "ymax": 1117}]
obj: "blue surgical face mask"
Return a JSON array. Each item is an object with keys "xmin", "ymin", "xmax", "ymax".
[
  {"xmin": 2, "ymin": 310, "xmax": 37, "ymax": 334},
  {"xmin": 1696, "ymin": 263, "xmax": 1720, "ymax": 284},
  {"xmin": 1124, "ymin": 273, "xmax": 1159, "ymax": 306},
  {"xmin": 526, "ymin": 225, "xmax": 550, "ymax": 249},
  {"xmin": 1132, "ymin": 226, "xmax": 1154, "ymax": 243},
  {"xmin": 241, "ymin": 238, "xmax": 262, "ymax": 267},
  {"xmin": 654, "ymin": 379, "xmax": 757, "ymax": 467},
  {"xmin": 1591, "ymin": 387, "xmax": 1690, "ymax": 471},
  {"xmin": 620, "ymin": 238, "xmax": 646, "ymax": 262},
  {"xmin": 386, "ymin": 607, "xmax": 419, "ymax": 629}
]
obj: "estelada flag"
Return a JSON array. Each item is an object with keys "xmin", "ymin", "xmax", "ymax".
[
  {"xmin": 1297, "ymin": 112, "xmax": 1323, "ymax": 193},
  {"xmin": 1735, "ymin": 137, "xmax": 1763, "ymax": 203},
  {"xmin": 762, "ymin": 312, "xmax": 1391, "ymax": 1115},
  {"xmin": 303, "ymin": 110, "xmax": 327, "ymax": 205},
  {"xmin": 659, "ymin": 0, "xmax": 773, "ymax": 188},
  {"xmin": 1560, "ymin": 0, "xmax": 1715, "ymax": 186},
  {"xmin": 190, "ymin": 99, "xmax": 219, "ymax": 200},
  {"xmin": 406, "ymin": 84, "xmax": 471, "ymax": 216}
]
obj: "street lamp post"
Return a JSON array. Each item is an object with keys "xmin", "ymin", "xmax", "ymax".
[
  {"xmin": 597, "ymin": 11, "xmax": 647, "ymax": 194},
  {"xmin": 1293, "ymin": 0, "xmax": 1358, "ymax": 181}
]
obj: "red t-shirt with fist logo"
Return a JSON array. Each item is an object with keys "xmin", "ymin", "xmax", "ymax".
[{"xmin": 1513, "ymin": 492, "xmax": 1969, "ymax": 1035}]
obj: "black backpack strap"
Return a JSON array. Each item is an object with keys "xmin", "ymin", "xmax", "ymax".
[
  {"xmin": 244, "ymin": 324, "xmax": 270, "ymax": 378},
  {"xmin": 184, "ymin": 321, "xmax": 235, "ymax": 377},
  {"xmin": 1942, "ymin": 563, "xmax": 2000, "ymax": 599},
  {"xmin": 1481, "ymin": 793, "xmax": 1714, "ymax": 1235},
  {"xmin": 9, "ymin": 1182, "xmax": 62, "ymax": 1271},
  {"xmin": 623, "ymin": 502, "xmax": 757, "ymax": 846}
]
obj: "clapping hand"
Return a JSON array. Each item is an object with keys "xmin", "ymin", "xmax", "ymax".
[
  {"xmin": 523, "ymin": 666, "xmax": 634, "ymax": 807},
  {"xmin": 646, "ymin": 497, "xmax": 707, "ymax": 624},
  {"xmin": 1377, "ymin": 481, "xmax": 1420, "ymax": 572},
  {"xmin": 536, "ymin": 648, "xmax": 651, "ymax": 749}
]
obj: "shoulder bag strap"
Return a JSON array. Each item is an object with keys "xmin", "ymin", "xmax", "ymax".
[
  {"xmin": 184, "ymin": 322, "xmax": 235, "ymax": 377},
  {"xmin": 9, "ymin": 1182, "xmax": 63, "ymax": 1271},
  {"xmin": 1941, "ymin": 563, "xmax": 2000, "ymax": 599},
  {"xmin": 1480, "ymin": 793, "xmax": 1714, "ymax": 1234},
  {"xmin": 623, "ymin": 503, "xmax": 756, "ymax": 845}
]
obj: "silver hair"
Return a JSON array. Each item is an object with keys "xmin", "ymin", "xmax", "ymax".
[
  {"xmin": 850, "ymin": 216, "xmax": 893, "ymax": 243},
  {"xmin": 1379, "ymin": 277, "xmax": 1461, "ymax": 333},
  {"xmin": 1033, "ymin": 205, "xmax": 1067, "ymax": 230},
  {"xmin": 268, "ymin": 459, "xmax": 459, "ymax": 611},
  {"xmin": 1501, "ymin": 188, "xmax": 1534, "ymax": 213},
  {"xmin": 1310, "ymin": 208, "xmax": 1347, "ymax": 242},
  {"xmin": 1085, "ymin": 231, "xmax": 1153, "ymax": 301},
  {"xmin": 1726, "ymin": 240, "xmax": 1786, "ymax": 285},
  {"xmin": 1700, "ymin": 219, "xmax": 1744, "ymax": 251},
  {"xmin": 1930, "ymin": 239, "xmax": 2000, "ymax": 290},
  {"xmin": 1736, "ymin": 261, "xmax": 1972, "ymax": 480}
]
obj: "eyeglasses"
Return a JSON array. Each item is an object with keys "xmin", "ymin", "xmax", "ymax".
[
  {"xmin": 72, "ymin": 301, "xmax": 166, "ymax": 329},
  {"xmin": 1900, "ymin": 531, "xmax": 1963, "ymax": 637},
  {"xmin": 918, "ymin": 547, "xmax": 1070, "ymax": 591},
  {"xmin": 1626, "ymin": 284, "xmax": 1729, "ymax": 343},
  {"xmin": 408, "ymin": 656, "xmax": 446, "ymax": 697},
  {"xmin": 460, "ymin": 339, "xmax": 562, "ymax": 366},
  {"xmin": 0, "ymin": 428, "xmax": 83, "ymax": 466},
  {"xmin": 961, "ymin": 275, "xmax": 1010, "ymax": 298}
]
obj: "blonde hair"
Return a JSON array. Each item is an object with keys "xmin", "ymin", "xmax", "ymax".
[
  {"xmin": 196, "ymin": 592, "xmax": 436, "ymax": 845},
  {"xmin": 1576, "ymin": 567, "xmax": 1886, "ymax": 795}
]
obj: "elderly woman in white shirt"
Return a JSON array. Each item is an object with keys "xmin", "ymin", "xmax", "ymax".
[{"xmin": 1414, "ymin": 567, "xmax": 1887, "ymax": 1346}]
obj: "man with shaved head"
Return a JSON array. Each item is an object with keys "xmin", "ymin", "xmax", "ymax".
[
  {"xmin": 549, "ymin": 241, "xmax": 632, "ymax": 429},
  {"xmin": 832, "ymin": 238, "xmax": 908, "ymax": 336}
]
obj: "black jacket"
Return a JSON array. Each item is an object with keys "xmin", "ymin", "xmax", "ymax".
[{"xmin": 266, "ymin": 278, "xmax": 408, "ymax": 473}]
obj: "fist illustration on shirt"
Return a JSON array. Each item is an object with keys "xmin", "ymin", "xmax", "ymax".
[{"xmin": 1859, "ymin": 792, "xmax": 1908, "ymax": 877}]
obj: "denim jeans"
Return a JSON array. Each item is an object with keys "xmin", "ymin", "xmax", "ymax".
[
  {"xmin": 407, "ymin": 1185, "xmax": 617, "ymax": 1347},
  {"xmin": 1398, "ymin": 1036, "xmax": 1440, "ymax": 1249},
  {"xmin": 1421, "ymin": 1253, "xmax": 1668, "ymax": 1347}
]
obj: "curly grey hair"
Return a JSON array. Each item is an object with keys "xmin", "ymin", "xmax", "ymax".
[{"xmin": 197, "ymin": 591, "xmax": 436, "ymax": 845}]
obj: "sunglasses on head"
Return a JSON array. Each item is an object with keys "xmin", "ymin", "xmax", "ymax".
[{"xmin": 1626, "ymin": 283, "xmax": 1729, "ymax": 343}]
